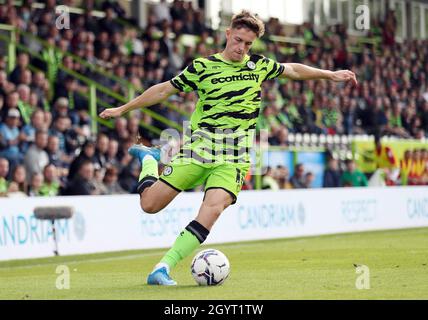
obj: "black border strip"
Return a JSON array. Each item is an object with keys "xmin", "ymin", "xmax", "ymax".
[
  {"xmin": 0, "ymin": 300, "xmax": 424, "ymax": 318},
  {"xmin": 158, "ymin": 178, "xmax": 183, "ymax": 193}
]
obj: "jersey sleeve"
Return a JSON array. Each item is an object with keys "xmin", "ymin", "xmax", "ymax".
[
  {"xmin": 170, "ymin": 59, "xmax": 203, "ymax": 93},
  {"xmin": 262, "ymin": 57, "xmax": 285, "ymax": 81}
]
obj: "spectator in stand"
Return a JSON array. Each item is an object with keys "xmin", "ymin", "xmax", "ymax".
[
  {"xmin": 0, "ymin": 95, "xmax": 3, "ymax": 123},
  {"xmin": 323, "ymin": 158, "xmax": 341, "ymax": 188},
  {"xmin": 28, "ymin": 172, "xmax": 43, "ymax": 196},
  {"xmin": 194, "ymin": 10, "xmax": 210, "ymax": 35},
  {"xmin": 168, "ymin": 43, "xmax": 184, "ymax": 74},
  {"xmin": 413, "ymin": 128, "xmax": 425, "ymax": 140},
  {"xmin": 9, "ymin": 52, "xmax": 30, "ymax": 85},
  {"xmin": 127, "ymin": 117, "xmax": 141, "ymax": 140},
  {"xmin": 341, "ymin": 159, "xmax": 368, "ymax": 187},
  {"xmin": 39, "ymin": 163, "xmax": 60, "ymax": 196},
  {"xmin": 153, "ymin": 0, "xmax": 172, "ymax": 24},
  {"xmin": 8, "ymin": 164, "xmax": 28, "ymax": 195},
  {"xmin": 1, "ymin": 92, "xmax": 20, "ymax": 122},
  {"xmin": 18, "ymin": 68, "xmax": 32, "ymax": 88},
  {"xmin": 275, "ymin": 165, "xmax": 293, "ymax": 189},
  {"xmin": 99, "ymin": 7, "xmax": 122, "ymax": 34},
  {"xmin": 51, "ymin": 115, "xmax": 80, "ymax": 155},
  {"xmin": 387, "ymin": 102, "xmax": 411, "ymax": 138},
  {"xmin": 93, "ymin": 166, "xmax": 108, "ymax": 195},
  {"xmin": 51, "ymin": 97, "xmax": 78, "ymax": 124},
  {"xmin": 304, "ymin": 172, "xmax": 315, "ymax": 188},
  {"xmin": 123, "ymin": 28, "xmax": 144, "ymax": 56},
  {"xmin": 262, "ymin": 166, "xmax": 279, "ymax": 190},
  {"xmin": 31, "ymin": 71, "xmax": 49, "ymax": 107},
  {"xmin": 100, "ymin": 0, "xmax": 126, "ymax": 19},
  {"xmin": 63, "ymin": 160, "xmax": 98, "ymax": 195},
  {"xmin": 94, "ymin": 133, "xmax": 109, "ymax": 169},
  {"xmin": 103, "ymin": 166, "xmax": 126, "ymax": 194},
  {"xmin": 23, "ymin": 129, "xmax": 49, "ymax": 180},
  {"xmin": 0, "ymin": 157, "xmax": 9, "ymax": 196},
  {"xmin": 106, "ymin": 138, "xmax": 120, "ymax": 169},
  {"xmin": 71, "ymin": 110, "xmax": 92, "ymax": 146},
  {"xmin": 46, "ymin": 134, "xmax": 70, "ymax": 182},
  {"xmin": 16, "ymin": 84, "xmax": 33, "ymax": 125},
  {"xmin": 57, "ymin": 56, "xmax": 74, "ymax": 84},
  {"xmin": 269, "ymin": 126, "xmax": 289, "ymax": 146},
  {"xmin": 409, "ymin": 116, "xmax": 424, "ymax": 139},
  {"xmin": 383, "ymin": 10, "xmax": 397, "ymax": 47},
  {"xmin": 170, "ymin": 0, "xmax": 185, "ymax": 21},
  {"xmin": 0, "ymin": 108, "xmax": 24, "ymax": 166},
  {"xmin": 21, "ymin": 108, "xmax": 46, "ymax": 153},
  {"xmin": 322, "ymin": 97, "xmax": 343, "ymax": 135},
  {"xmin": 0, "ymin": 70, "xmax": 13, "ymax": 93},
  {"xmin": 109, "ymin": 117, "xmax": 130, "ymax": 144},
  {"xmin": 371, "ymin": 97, "xmax": 388, "ymax": 135},
  {"xmin": 67, "ymin": 139, "xmax": 97, "ymax": 181},
  {"xmin": 420, "ymin": 101, "xmax": 428, "ymax": 130},
  {"xmin": 50, "ymin": 115, "xmax": 69, "ymax": 152},
  {"xmin": 290, "ymin": 163, "xmax": 306, "ymax": 188},
  {"xmin": 83, "ymin": 9, "xmax": 99, "ymax": 34},
  {"xmin": 54, "ymin": 76, "xmax": 87, "ymax": 112}
]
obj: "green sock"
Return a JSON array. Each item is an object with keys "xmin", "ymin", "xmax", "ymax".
[
  {"xmin": 139, "ymin": 156, "xmax": 159, "ymax": 181},
  {"xmin": 160, "ymin": 230, "xmax": 201, "ymax": 269}
]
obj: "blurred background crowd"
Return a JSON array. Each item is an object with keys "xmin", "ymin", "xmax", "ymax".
[{"xmin": 0, "ymin": 0, "xmax": 427, "ymax": 197}]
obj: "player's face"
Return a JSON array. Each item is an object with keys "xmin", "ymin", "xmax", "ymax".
[{"xmin": 225, "ymin": 27, "xmax": 257, "ymax": 62}]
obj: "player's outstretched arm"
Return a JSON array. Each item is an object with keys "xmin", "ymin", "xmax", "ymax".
[
  {"xmin": 99, "ymin": 81, "xmax": 179, "ymax": 119},
  {"xmin": 280, "ymin": 63, "xmax": 358, "ymax": 86}
]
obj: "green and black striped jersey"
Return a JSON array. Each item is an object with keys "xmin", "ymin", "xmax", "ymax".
[
  {"xmin": 171, "ymin": 53, "xmax": 284, "ymax": 132},
  {"xmin": 170, "ymin": 53, "xmax": 284, "ymax": 164}
]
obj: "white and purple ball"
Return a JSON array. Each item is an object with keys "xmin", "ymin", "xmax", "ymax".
[{"xmin": 191, "ymin": 249, "xmax": 230, "ymax": 286}]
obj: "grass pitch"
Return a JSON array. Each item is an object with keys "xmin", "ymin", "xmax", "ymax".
[{"xmin": 1, "ymin": 227, "xmax": 427, "ymax": 300}]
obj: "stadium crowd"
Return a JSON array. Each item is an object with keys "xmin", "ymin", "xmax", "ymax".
[{"xmin": 0, "ymin": 0, "xmax": 427, "ymax": 197}]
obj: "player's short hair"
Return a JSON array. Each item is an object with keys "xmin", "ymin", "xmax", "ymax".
[{"xmin": 230, "ymin": 10, "xmax": 265, "ymax": 38}]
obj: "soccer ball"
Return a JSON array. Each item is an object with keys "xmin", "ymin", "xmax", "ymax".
[{"xmin": 191, "ymin": 249, "xmax": 230, "ymax": 286}]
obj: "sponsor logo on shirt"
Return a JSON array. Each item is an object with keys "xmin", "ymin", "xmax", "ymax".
[{"xmin": 211, "ymin": 73, "xmax": 260, "ymax": 84}]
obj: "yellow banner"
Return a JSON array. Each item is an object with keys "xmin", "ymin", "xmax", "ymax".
[{"xmin": 352, "ymin": 139, "xmax": 428, "ymax": 173}]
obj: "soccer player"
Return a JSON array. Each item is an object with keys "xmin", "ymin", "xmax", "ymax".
[{"xmin": 99, "ymin": 10, "xmax": 357, "ymax": 285}]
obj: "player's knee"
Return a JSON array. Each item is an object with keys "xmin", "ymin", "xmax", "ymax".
[{"xmin": 140, "ymin": 199, "xmax": 161, "ymax": 214}]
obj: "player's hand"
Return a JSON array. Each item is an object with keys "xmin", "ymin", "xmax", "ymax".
[
  {"xmin": 330, "ymin": 70, "xmax": 358, "ymax": 86},
  {"xmin": 99, "ymin": 107, "xmax": 123, "ymax": 119}
]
